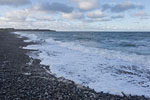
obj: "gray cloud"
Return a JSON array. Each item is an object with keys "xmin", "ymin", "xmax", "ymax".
[
  {"xmin": 132, "ymin": 11, "xmax": 149, "ymax": 19},
  {"xmin": 102, "ymin": 2, "xmax": 144, "ymax": 13},
  {"xmin": 37, "ymin": 2, "xmax": 73, "ymax": 13},
  {"xmin": 62, "ymin": 12, "xmax": 84, "ymax": 20},
  {"xmin": 0, "ymin": 0, "xmax": 31, "ymax": 6},
  {"xmin": 133, "ymin": 11, "xmax": 148, "ymax": 17},
  {"xmin": 87, "ymin": 10, "xmax": 104, "ymax": 19},
  {"xmin": 83, "ymin": 18, "xmax": 111, "ymax": 23},
  {"xmin": 111, "ymin": 14, "xmax": 124, "ymax": 19},
  {"xmin": 102, "ymin": 4, "xmax": 111, "ymax": 11}
]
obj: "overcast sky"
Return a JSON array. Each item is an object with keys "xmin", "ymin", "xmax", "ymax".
[{"xmin": 0, "ymin": 0, "xmax": 149, "ymax": 31}]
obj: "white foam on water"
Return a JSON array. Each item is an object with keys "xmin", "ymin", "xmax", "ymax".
[
  {"xmin": 14, "ymin": 32, "xmax": 150, "ymax": 97},
  {"xmin": 13, "ymin": 32, "xmax": 39, "ymax": 42}
]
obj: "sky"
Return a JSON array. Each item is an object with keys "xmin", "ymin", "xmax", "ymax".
[{"xmin": 0, "ymin": 0, "xmax": 149, "ymax": 31}]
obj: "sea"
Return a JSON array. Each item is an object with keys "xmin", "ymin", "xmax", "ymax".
[{"xmin": 14, "ymin": 31, "xmax": 150, "ymax": 97}]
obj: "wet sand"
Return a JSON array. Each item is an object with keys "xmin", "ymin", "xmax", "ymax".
[{"xmin": 0, "ymin": 31, "xmax": 149, "ymax": 100}]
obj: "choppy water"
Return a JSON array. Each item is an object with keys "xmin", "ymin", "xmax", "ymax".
[{"xmin": 14, "ymin": 31, "xmax": 150, "ymax": 97}]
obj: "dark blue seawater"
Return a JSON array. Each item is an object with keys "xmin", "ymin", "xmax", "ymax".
[{"xmin": 33, "ymin": 31, "xmax": 150, "ymax": 55}]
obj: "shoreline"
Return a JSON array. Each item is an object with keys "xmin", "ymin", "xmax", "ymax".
[
  {"xmin": 0, "ymin": 28, "xmax": 56, "ymax": 32},
  {"xmin": 0, "ymin": 31, "xmax": 149, "ymax": 100}
]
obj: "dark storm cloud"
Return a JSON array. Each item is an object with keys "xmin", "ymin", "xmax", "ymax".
[
  {"xmin": 38, "ymin": 2, "xmax": 73, "ymax": 13},
  {"xmin": 0, "ymin": 0, "xmax": 31, "ymax": 6},
  {"xmin": 102, "ymin": 2, "xmax": 144, "ymax": 13}
]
